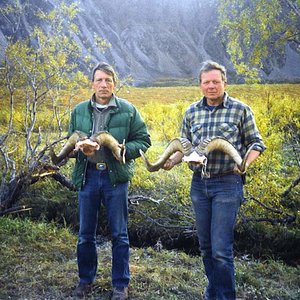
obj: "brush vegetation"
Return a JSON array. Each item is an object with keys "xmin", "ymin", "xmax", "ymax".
[
  {"xmin": 1, "ymin": 4, "xmax": 299, "ymax": 298},
  {"xmin": 1, "ymin": 83, "xmax": 299, "ymax": 299},
  {"xmin": 0, "ymin": 217, "xmax": 299, "ymax": 299}
]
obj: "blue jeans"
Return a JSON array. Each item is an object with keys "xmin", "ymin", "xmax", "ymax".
[
  {"xmin": 77, "ymin": 166, "xmax": 130, "ymax": 288},
  {"xmin": 190, "ymin": 173, "xmax": 244, "ymax": 300}
]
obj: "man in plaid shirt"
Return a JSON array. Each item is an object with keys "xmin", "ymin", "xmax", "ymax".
[{"xmin": 164, "ymin": 61, "xmax": 265, "ymax": 300}]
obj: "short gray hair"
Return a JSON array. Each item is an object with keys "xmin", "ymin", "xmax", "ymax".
[
  {"xmin": 199, "ymin": 60, "xmax": 227, "ymax": 83},
  {"xmin": 91, "ymin": 62, "xmax": 118, "ymax": 83}
]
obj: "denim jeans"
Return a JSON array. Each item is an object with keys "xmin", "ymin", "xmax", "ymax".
[
  {"xmin": 190, "ymin": 173, "xmax": 244, "ymax": 300},
  {"xmin": 77, "ymin": 165, "xmax": 130, "ymax": 288}
]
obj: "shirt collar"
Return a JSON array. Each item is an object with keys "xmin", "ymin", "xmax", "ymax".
[
  {"xmin": 91, "ymin": 93, "xmax": 117, "ymax": 109},
  {"xmin": 197, "ymin": 92, "xmax": 229, "ymax": 108},
  {"xmin": 222, "ymin": 92, "xmax": 230, "ymax": 108}
]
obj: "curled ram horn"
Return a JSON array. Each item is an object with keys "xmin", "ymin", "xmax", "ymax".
[
  {"xmin": 139, "ymin": 137, "xmax": 193, "ymax": 172},
  {"xmin": 50, "ymin": 131, "xmax": 126, "ymax": 165},
  {"xmin": 238, "ymin": 142, "xmax": 259, "ymax": 173},
  {"xmin": 196, "ymin": 136, "xmax": 242, "ymax": 166},
  {"xmin": 140, "ymin": 136, "xmax": 256, "ymax": 173},
  {"xmin": 50, "ymin": 131, "xmax": 88, "ymax": 165},
  {"xmin": 195, "ymin": 136, "xmax": 257, "ymax": 173},
  {"xmin": 90, "ymin": 131, "xmax": 126, "ymax": 164}
]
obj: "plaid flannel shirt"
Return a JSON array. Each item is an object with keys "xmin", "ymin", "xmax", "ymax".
[{"xmin": 181, "ymin": 92, "xmax": 266, "ymax": 175}]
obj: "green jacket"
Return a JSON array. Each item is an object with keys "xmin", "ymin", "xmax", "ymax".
[{"xmin": 68, "ymin": 95, "xmax": 151, "ymax": 190}]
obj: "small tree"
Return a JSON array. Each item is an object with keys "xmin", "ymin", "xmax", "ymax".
[
  {"xmin": 217, "ymin": 0, "xmax": 300, "ymax": 81},
  {"xmin": 0, "ymin": 1, "xmax": 109, "ymax": 215}
]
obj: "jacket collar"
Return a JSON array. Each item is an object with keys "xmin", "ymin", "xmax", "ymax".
[{"xmin": 90, "ymin": 93, "xmax": 117, "ymax": 109}]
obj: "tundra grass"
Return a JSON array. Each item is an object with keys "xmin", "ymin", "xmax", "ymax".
[{"xmin": 0, "ymin": 217, "xmax": 299, "ymax": 299}]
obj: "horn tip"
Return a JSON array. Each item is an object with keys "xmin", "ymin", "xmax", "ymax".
[{"xmin": 139, "ymin": 149, "xmax": 145, "ymax": 157}]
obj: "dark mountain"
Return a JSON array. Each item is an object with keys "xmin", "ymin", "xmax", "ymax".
[{"xmin": 1, "ymin": 0, "xmax": 300, "ymax": 85}]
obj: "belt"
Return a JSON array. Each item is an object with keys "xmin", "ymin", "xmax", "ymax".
[
  {"xmin": 88, "ymin": 162, "xmax": 107, "ymax": 171},
  {"xmin": 204, "ymin": 170, "xmax": 236, "ymax": 178}
]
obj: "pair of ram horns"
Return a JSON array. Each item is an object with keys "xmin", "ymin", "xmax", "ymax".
[
  {"xmin": 139, "ymin": 136, "xmax": 255, "ymax": 173},
  {"xmin": 50, "ymin": 130, "xmax": 126, "ymax": 165}
]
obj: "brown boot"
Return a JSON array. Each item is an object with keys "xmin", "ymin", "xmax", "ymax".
[
  {"xmin": 111, "ymin": 287, "xmax": 128, "ymax": 300},
  {"xmin": 74, "ymin": 282, "xmax": 92, "ymax": 298}
]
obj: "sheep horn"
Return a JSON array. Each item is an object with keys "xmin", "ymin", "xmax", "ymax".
[
  {"xmin": 90, "ymin": 131, "xmax": 126, "ymax": 164},
  {"xmin": 141, "ymin": 136, "xmax": 257, "ymax": 174},
  {"xmin": 139, "ymin": 138, "xmax": 192, "ymax": 172},
  {"xmin": 50, "ymin": 131, "xmax": 88, "ymax": 165},
  {"xmin": 196, "ymin": 137, "xmax": 257, "ymax": 173},
  {"xmin": 239, "ymin": 142, "xmax": 260, "ymax": 173},
  {"xmin": 196, "ymin": 137, "xmax": 242, "ymax": 166}
]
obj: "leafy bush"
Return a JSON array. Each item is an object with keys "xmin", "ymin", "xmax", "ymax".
[{"xmin": 9, "ymin": 83, "xmax": 300, "ymax": 262}]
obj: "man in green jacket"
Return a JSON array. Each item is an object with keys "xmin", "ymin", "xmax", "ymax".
[{"xmin": 70, "ymin": 62, "xmax": 151, "ymax": 299}]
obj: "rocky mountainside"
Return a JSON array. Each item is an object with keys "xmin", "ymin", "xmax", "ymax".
[{"xmin": 1, "ymin": 0, "xmax": 300, "ymax": 85}]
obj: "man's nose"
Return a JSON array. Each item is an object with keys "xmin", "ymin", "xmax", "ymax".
[{"xmin": 100, "ymin": 80, "xmax": 107, "ymax": 87}]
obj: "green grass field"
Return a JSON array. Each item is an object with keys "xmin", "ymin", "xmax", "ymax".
[{"xmin": 0, "ymin": 217, "xmax": 299, "ymax": 299}]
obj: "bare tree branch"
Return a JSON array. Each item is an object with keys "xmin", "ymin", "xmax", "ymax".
[
  {"xmin": 284, "ymin": 0, "xmax": 300, "ymax": 17},
  {"xmin": 240, "ymin": 215, "xmax": 296, "ymax": 225},
  {"xmin": 51, "ymin": 172, "xmax": 76, "ymax": 191},
  {"xmin": 0, "ymin": 205, "xmax": 32, "ymax": 217},
  {"xmin": 281, "ymin": 175, "xmax": 300, "ymax": 197},
  {"xmin": 129, "ymin": 206, "xmax": 194, "ymax": 230},
  {"xmin": 129, "ymin": 194, "xmax": 164, "ymax": 204},
  {"xmin": 239, "ymin": 196, "xmax": 297, "ymax": 225}
]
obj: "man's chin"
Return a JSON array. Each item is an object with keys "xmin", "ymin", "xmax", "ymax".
[
  {"xmin": 96, "ymin": 94, "xmax": 111, "ymax": 103},
  {"xmin": 206, "ymin": 95, "xmax": 223, "ymax": 102},
  {"xmin": 206, "ymin": 93, "xmax": 219, "ymax": 98}
]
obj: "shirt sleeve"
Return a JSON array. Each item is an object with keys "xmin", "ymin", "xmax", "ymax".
[{"xmin": 241, "ymin": 106, "xmax": 266, "ymax": 153}]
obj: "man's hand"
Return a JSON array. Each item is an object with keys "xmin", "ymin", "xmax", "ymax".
[
  {"xmin": 67, "ymin": 149, "xmax": 78, "ymax": 158},
  {"xmin": 162, "ymin": 151, "xmax": 184, "ymax": 170},
  {"xmin": 234, "ymin": 149, "xmax": 260, "ymax": 175},
  {"xmin": 162, "ymin": 158, "xmax": 175, "ymax": 170},
  {"xmin": 115, "ymin": 141, "xmax": 126, "ymax": 163},
  {"xmin": 234, "ymin": 162, "xmax": 249, "ymax": 175},
  {"xmin": 75, "ymin": 139, "xmax": 100, "ymax": 156}
]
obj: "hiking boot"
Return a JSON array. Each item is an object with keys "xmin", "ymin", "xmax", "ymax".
[
  {"xmin": 74, "ymin": 282, "xmax": 92, "ymax": 298},
  {"xmin": 111, "ymin": 287, "xmax": 128, "ymax": 300}
]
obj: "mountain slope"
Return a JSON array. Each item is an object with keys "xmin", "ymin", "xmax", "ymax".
[{"xmin": 0, "ymin": 0, "xmax": 299, "ymax": 84}]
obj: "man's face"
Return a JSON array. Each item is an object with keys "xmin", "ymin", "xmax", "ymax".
[
  {"xmin": 92, "ymin": 70, "xmax": 115, "ymax": 104},
  {"xmin": 200, "ymin": 69, "xmax": 226, "ymax": 104}
]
